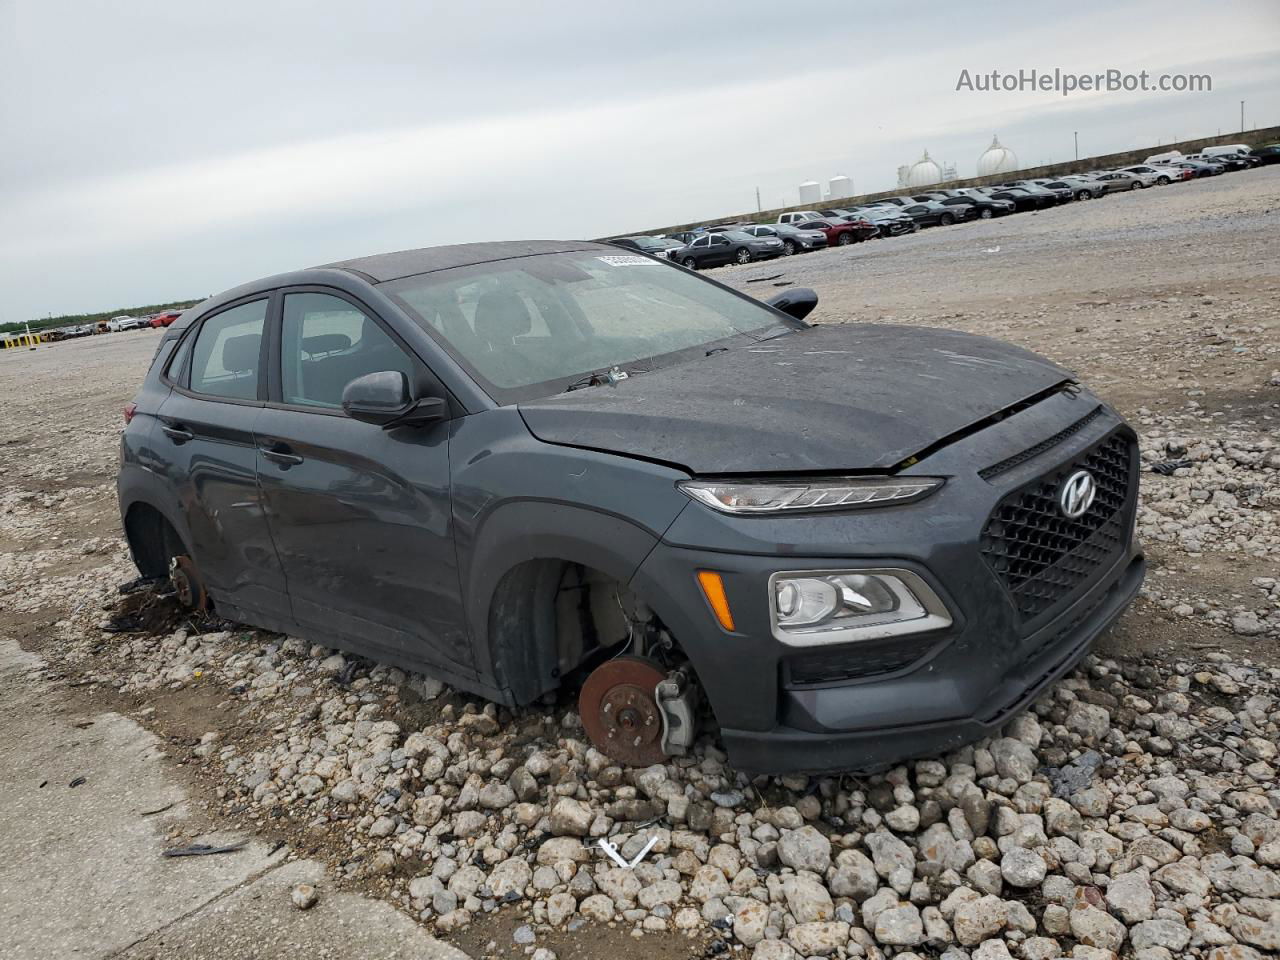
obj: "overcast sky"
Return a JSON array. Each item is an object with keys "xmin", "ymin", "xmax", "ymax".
[{"xmin": 2, "ymin": 0, "xmax": 1278, "ymax": 319}]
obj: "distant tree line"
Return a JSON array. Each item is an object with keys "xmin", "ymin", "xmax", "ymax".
[{"xmin": 1, "ymin": 298, "xmax": 206, "ymax": 335}]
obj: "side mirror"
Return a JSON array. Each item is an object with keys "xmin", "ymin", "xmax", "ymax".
[
  {"xmin": 342, "ymin": 371, "xmax": 447, "ymax": 429},
  {"xmin": 766, "ymin": 287, "xmax": 819, "ymax": 322}
]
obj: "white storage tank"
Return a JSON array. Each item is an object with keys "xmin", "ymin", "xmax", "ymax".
[
  {"xmin": 798, "ymin": 180, "xmax": 822, "ymax": 204},
  {"xmin": 828, "ymin": 175, "xmax": 853, "ymax": 199},
  {"xmin": 977, "ymin": 136, "xmax": 1018, "ymax": 177},
  {"xmin": 903, "ymin": 150, "xmax": 943, "ymax": 188}
]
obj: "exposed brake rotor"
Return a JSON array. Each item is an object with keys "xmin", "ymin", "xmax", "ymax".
[
  {"xmin": 578, "ymin": 655, "xmax": 669, "ymax": 766},
  {"xmin": 169, "ymin": 555, "xmax": 209, "ymax": 612}
]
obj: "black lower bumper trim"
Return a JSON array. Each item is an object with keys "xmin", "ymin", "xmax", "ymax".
[{"xmin": 721, "ymin": 553, "xmax": 1144, "ymax": 776}]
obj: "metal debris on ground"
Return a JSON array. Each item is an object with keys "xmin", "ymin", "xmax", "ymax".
[
  {"xmin": 161, "ymin": 841, "xmax": 247, "ymax": 858},
  {"xmin": 745, "ymin": 274, "xmax": 785, "ymax": 283},
  {"xmin": 1151, "ymin": 458, "xmax": 1193, "ymax": 475}
]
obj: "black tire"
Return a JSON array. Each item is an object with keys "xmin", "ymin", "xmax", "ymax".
[
  {"xmin": 682, "ymin": 257, "xmax": 697, "ymax": 270},
  {"xmin": 735, "ymin": 248, "xmax": 752, "ymax": 264},
  {"xmin": 939, "ymin": 213, "xmax": 954, "ymax": 226},
  {"xmin": 979, "ymin": 207, "xmax": 993, "ymax": 219},
  {"xmin": 782, "ymin": 240, "xmax": 796, "ymax": 256},
  {"xmin": 1076, "ymin": 190, "xmax": 1089, "ymax": 201},
  {"xmin": 910, "ymin": 222, "xmax": 920, "ymax": 233},
  {"xmin": 836, "ymin": 232, "xmax": 852, "ymax": 246},
  {"xmin": 1130, "ymin": 180, "xmax": 1142, "ymax": 190},
  {"xmin": 1157, "ymin": 176, "xmax": 1170, "ymax": 185}
]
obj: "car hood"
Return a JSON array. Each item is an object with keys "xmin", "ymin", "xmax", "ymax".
[{"xmin": 518, "ymin": 323, "xmax": 1072, "ymax": 474}]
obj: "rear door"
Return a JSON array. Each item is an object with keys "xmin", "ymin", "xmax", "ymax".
[
  {"xmin": 153, "ymin": 296, "xmax": 289, "ymax": 620},
  {"xmin": 253, "ymin": 289, "xmax": 470, "ymax": 675}
]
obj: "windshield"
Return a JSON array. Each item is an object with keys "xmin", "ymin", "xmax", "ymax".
[
  {"xmin": 384, "ymin": 251, "xmax": 796, "ymax": 403},
  {"xmin": 626, "ymin": 237, "xmax": 669, "ymax": 250}
]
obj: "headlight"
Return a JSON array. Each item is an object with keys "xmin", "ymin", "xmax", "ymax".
[
  {"xmin": 678, "ymin": 477, "xmax": 942, "ymax": 514},
  {"xmin": 770, "ymin": 568, "xmax": 952, "ymax": 646}
]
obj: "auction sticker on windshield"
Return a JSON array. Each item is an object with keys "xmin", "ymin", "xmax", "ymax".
[{"xmin": 596, "ymin": 255, "xmax": 660, "ymax": 266}]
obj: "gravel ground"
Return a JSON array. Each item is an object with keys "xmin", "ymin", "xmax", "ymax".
[{"xmin": 1, "ymin": 166, "xmax": 1278, "ymax": 960}]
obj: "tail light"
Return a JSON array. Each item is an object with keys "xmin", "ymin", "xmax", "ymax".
[{"xmin": 123, "ymin": 402, "xmax": 137, "ymax": 424}]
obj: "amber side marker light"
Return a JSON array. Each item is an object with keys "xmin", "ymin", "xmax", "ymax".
[{"xmin": 696, "ymin": 570, "xmax": 736, "ymax": 632}]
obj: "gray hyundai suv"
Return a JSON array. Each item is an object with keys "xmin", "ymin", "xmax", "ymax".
[{"xmin": 118, "ymin": 240, "xmax": 1144, "ymax": 775}]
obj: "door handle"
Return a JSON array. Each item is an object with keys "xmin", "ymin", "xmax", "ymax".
[
  {"xmin": 161, "ymin": 424, "xmax": 194, "ymax": 443},
  {"xmin": 260, "ymin": 446, "xmax": 304, "ymax": 467}
]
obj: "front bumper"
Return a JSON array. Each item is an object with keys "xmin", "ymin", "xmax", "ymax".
[{"xmin": 632, "ymin": 390, "xmax": 1144, "ymax": 775}]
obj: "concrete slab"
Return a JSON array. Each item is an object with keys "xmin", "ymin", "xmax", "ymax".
[
  {"xmin": 0, "ymin": 640, "xmax": 284, "ymax": 959},
  {"xmin": 0, "ymin": 640, "xmax": 470, "ymax": 960},
  {"xmin": 115, "ymin": 859, "xmax": 471, "ymax": 960}
]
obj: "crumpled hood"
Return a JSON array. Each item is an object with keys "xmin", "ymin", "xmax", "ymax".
[{"xmin": 518, "ymin": 323, "xmax": 1071, "ymax": 474}]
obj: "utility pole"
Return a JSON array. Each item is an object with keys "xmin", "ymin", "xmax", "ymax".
[
  {"xmin": 1240, "ymin": 100, "xmax": 1245, "ymax": 133},
  {"xmin": 1073, "ymin": 131, "xmax": 1078, "ymax": 160},
  {"xmin": 755, "ymin": 186, "xmax": 762, "ymax": 213}
]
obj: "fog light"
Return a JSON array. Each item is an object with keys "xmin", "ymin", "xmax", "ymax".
[{"xmin": 769, "ymin": 568, "xmax": 951, "ymax": 646}]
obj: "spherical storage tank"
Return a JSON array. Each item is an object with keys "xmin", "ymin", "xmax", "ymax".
[
  {"xmin": 798, "ymin": 180, "xmax": 822, "ymax": 204},
  {"xmin": 828, "ymin": 175, "xmax": 852, "ymax": 199},
  {"xmin": 903, "ymin": 150, "xmax": 943, "ymax": 188},
  {"xmin": 977, "ymin": 136, "xmax": 1018, "ymax": 177}
]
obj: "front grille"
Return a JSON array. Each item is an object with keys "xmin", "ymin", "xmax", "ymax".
[
  {"xmin": 786, "ymin": 635, "xmax": 942, "ymax": 687},
  {"xmin": 980, "ymin": 431, "xmax": 1135, "ymax": 621}
]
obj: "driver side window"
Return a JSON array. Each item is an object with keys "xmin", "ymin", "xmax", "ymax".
[{"xmin": 280, "ymin": 292, "xmax": 416, "ymax": 409}]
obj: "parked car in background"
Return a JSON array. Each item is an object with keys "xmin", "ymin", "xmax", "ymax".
[
  {"xmin": 150, "ymin": 310, "xmax": 184, "ymax": 328},
  {"xmin": 1006, "ymin": 181, "xmax": 1070, "ymax": 204},
  {"xmin": 1201, "ymin": 144, "xmax": 1252, "ymax": 160},
  {"xmin": 918, "ymin": 193, "xmax": 1011, "ymax": 219},
  {"xmin": 609, "ymin": 235, "xmax": 684, "ymax": 259},
  {"xmin": 674, "ymin": 230, "xmax": 783, "ymax": 269},
  {"xmin": 985, "ymin": 187, "xmax": 1053, "ymax": 211},
  {"xmin": 777, "ymin": 211, "xmax": 823, "ymax": 225},
  {"xmin": 898, "ymin": 200, "xmax": 972, "ymax": 228},
  {"xmin": 1092, "ymin": 171, "xmax": 1146, "ymax": 193},
  {"xmin": 1254, "ymin": 143, "xmax": 1280, "ymax": 164},
  {"xmin": 1158, "ymin": 159, "xmax": 1222, "ymax": 178},
  {"xmin": 738, "ymin": 223, "xmax": 828, "ymax": 255},
  {"xmin": 867, "ymin": 196, "xmax": 921, "ymax": 209},
  {"xmin": 796, "ymin": 217, "xmax": 877, "ymax": 245},
  {"xmin": 853, "ymin": 206, "xmax": 917, "ymax": 236},
  {"xmin": 1116, "ymin": 166, "xmax": 1170, "ymax": 187},
  {"xmin": 1043, "ymin": 177, "xmax": 1105, "ymax": 200},
  {"xmin": 108, "ymin": 315, "xmax": 140, "ymax": 332},
  {"xmin": 1184, "ymin": 153, "xmax": 1250, "ymax": 172}
]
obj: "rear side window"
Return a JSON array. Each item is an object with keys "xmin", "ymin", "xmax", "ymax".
[
  {"xmin": 189, "ymin": 300, "xmax": 268, "ymax": 400},
  {"xmin": 281, "ymin": 292, "xmax": 415, "ymax": 409},
  {"xmin": 163, "ymin": 329, "xmax": 195, "ymax": 385}
]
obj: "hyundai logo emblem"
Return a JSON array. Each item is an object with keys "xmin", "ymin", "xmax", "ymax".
[{"xmin": 1059, "ymin": 470, "xmax": 1096, "ymax": 519}]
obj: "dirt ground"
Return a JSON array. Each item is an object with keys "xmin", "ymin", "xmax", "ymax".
[{"xmin": 1, "ymin": 165, "xmax": 1277, "ymax": 959}]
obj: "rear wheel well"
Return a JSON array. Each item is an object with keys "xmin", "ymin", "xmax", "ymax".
[
  {"xmin": 487, "ymin": 559, "xmax": 668, "ymax": 706},
  {"xmin": 123, "ymin": 503, "xmax": 185, "ymax": 578}
]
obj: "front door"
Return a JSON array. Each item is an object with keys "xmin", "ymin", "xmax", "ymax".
[
  {"xmin": 254, "ymin": 290, "xmax": 470, "ymax": 676},
  {"xmin": 154, "ymin": 297, "xmax": 290, "ymax": 619}
]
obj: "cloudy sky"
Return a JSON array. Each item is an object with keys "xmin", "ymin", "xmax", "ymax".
[{"xmin": 2, "ymin": 0, "xmax": 1278, "ymax": 319}]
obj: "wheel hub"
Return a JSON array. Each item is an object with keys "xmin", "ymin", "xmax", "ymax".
[
  {"xmin": 169, "ymin": 555, "xmax": 208, "ymax": 611},
  {"xmin": 579, "ymin": 655, "xmax": 669, "ymax": 766}
]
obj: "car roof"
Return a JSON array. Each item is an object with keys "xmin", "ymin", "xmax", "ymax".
[{"xmin": 319, "ymin": 240, "xmax": 606, "ymax": 283}]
